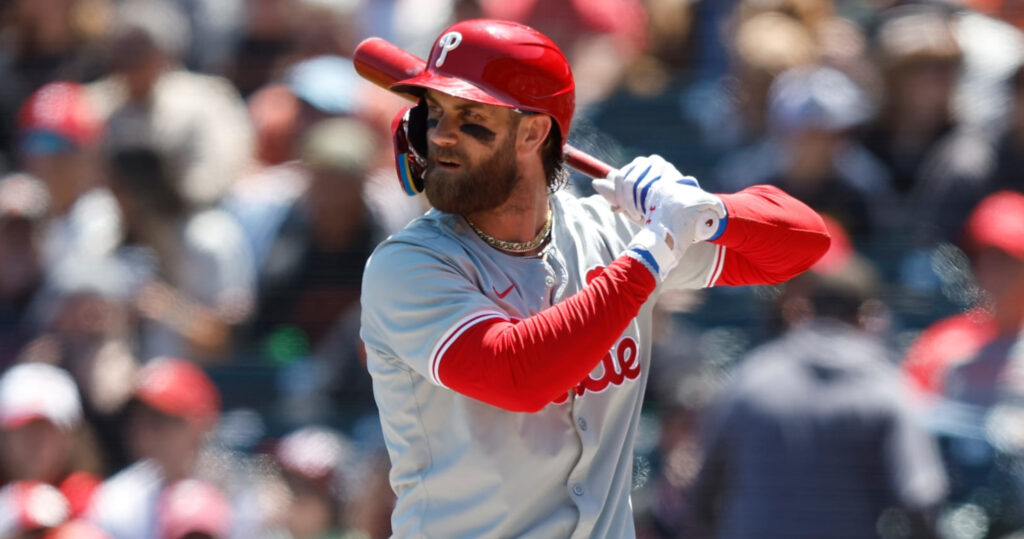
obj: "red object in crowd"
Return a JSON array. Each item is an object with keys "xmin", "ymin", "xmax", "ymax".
[
  {"xmin": 17, "ymin": 82, "xmax": 103, "ymax": 147},
  {"xmin": 134, "ymin": 357, "xmax": 221, "ymax": 426},
  {"xmin": 158, "ymin": 479, "xmax": 232, "ymax": 539},
  {"xmin": 903, "ymin": 309, "xmax": 999, "ymax": 396},
  {"xmin": 964, "ymin": 190, "xmax": 1024, "ymax": 262}
]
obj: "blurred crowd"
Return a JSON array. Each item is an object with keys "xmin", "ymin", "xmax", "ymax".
[{"xmin": 0, "ymin": 0, "xmax": 1021, "ymax": 537}]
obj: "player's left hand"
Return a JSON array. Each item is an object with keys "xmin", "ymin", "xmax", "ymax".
[{"xmin": 593, "ymin": 155, "xmax": 726, "ymax": 244}]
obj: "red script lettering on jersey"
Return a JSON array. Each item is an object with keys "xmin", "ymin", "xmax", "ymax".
[{"xmin": 552, "ymin": 336, "xmax": 640, "ymax": 404}]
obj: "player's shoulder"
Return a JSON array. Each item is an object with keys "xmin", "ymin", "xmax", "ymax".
[{"xmin": 363, "ymin": 210, "xmax": 465, "ymax": 275}]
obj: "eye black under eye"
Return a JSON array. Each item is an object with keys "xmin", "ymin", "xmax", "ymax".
[{"xmin": 460, "ymin": 123, "xmax": 496, "ymax": 143}]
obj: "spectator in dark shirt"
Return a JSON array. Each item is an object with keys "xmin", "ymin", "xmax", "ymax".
[{"xmin": 691, "ymin": 220, "xmax": 947, "ymax": 539}]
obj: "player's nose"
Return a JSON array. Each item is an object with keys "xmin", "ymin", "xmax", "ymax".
[{"xmin": 428, "ymin": 115, "xmax": 459, "ymax": 147}]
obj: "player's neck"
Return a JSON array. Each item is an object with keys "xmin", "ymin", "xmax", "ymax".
[{"xmin": 464, "ymin": 164, "xmax": 550, "ymax": 247}]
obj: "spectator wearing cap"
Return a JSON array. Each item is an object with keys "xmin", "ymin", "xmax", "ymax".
[
  {"xmin": 226, "ymin": 54, "xmax": 416, "ymax": 272},
  {"xmin": 87, "ymin": 357, "xmax": 265, "ymax": 539},
  {"xmin": 271, "ymin": 426, "xmax": 368, "ymax": 539},
  {"xmin": 87, "ymin": 0, "xmax": 254, "ymax": 209},
  {"xmin": 158, "ymin": 479, "xmax": 232, "ymax": 539},
  {"xmin": 904, "ymin": 191, "xmax": 1024, "ymax": 402},
  {"xmin": 0, "ymin": 0, "xmax": 111, "ymax": 168},
  {"xmin": 0, "ymin": 174, "xmax": 49, "ymax": 367},
  {"xmin": 903, "ymin": 191, "xmax": 1024, "ymax": 538},
  {"xmin": 715, "ymin": 64, "xmax": 882, "ymax": 241},
  {"xmin": 0, "ymin": 480, "xmax": 73, "ymax": 536},
  {"xmin": 858, "ymin": 4, "xmax": 994, "ymax": 245},
  {"xmin": 16, "ymin": 82, "xmax": 123, "ymax": 267},
  {"xmin": 691, "ymin": 218, "xmax": 948, "ymax": 539},
  {"xmin": 0, "ymin": 363, "xmax": 105, "ymax": 524}
]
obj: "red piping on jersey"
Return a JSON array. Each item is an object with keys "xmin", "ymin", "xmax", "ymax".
[
  {"xmin": 710, "ymin": 185, "xmax": 831, "ymax": 286},
  {"xmin": 436, "ymin": 256, "xmax": 657, "ymax": 413}
]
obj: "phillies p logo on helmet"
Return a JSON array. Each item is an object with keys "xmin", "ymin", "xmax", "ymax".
[{"xmin": 435, "ymin": 32, "xmax": 463, "ymax": 68}]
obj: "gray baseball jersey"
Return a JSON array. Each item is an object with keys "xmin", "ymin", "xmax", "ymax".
[{"xmin": 360, "ymin": 190, "xmax": 725, "ymax": 538}]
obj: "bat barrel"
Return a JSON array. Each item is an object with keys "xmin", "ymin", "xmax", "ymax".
[
  {"xmin": 563, "ymin": 146, "xmax": 611, "ymax": 179},
  {"xmin": 353, "ymin": 37, "xmax": 424, "ymax": 94}
]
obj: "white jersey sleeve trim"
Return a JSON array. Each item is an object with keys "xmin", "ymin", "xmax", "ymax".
[
  {"xmin": 429, "ymin": 310, "xmax": 509, "ymax": 387},
  {"xmin": 705, "ymin": 244, "xmax": 727, "ymax": 288}
]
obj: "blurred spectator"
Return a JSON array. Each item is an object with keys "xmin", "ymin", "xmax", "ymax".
[
  {"xmin": 904, "ymin": 191, "xmax": 1024, "ymax": 400},
  {"xmin": 228, "ymin": 54, "xmax": 395, "ymax": 267},
  {"xmin": 716, "ymin": 64, "xmax": 881, "ymax": 240},
  {"xmin": 690, "ymin": 221, "xmax": 948, "ymax": 539},
  {"xmin": 0, "ymin": 174, "xmax": 48, "ymax": 367},
  {"xmin": 228, "ymin": 0, "xmax": 365, "ymax": 98},
  {"xmin": 88, "ymin": 357, "xmax": 267, "ymax": 539},
  {"xmin": 158, "ymin": 479, "xmax": 232, "ymax": 539},
  {"xmin": 239, "ymin": 117, "xmax": 388, "ymax": 429},
  {"xmin": 0, "ymin": 0, "xmax": 112, "ymax": 167},
  {"xmin": 964, "ymin": 0, "xmax": 1024, "ymax": 29},
  {"xmin": 249, "ymin": 118, "xmax": 384, "ymax": 358},
  {"xmin": 44, "ymin": 518, "xmax": 113, "ymax": 539},
  {"xmin": 951, "ymin": 1, "xmax": 1024, "ymax": 131},
  {"xmin": 725, "ymin": 10, "xmax": 819, "ymax": 144},
  {"xmin": 16, "ymin": 82, "xmax": 122, "ymax": 267},
  {"xmin": 904, "ymin": 191, "xmax": 1024, "ymax": 538},
  {"xmin": 982, "ymin": 62, "xmax": 1024, "ymax": 192},
  {"xmin": 0, "ymin": 363, "xmax": 104, "ymax": 520},
  {"xmin": 632, "ymin": 302, "xmax": 715, "ymax": 539},
  {"xmin": 859, "ymin": 4, "xmax": 992, "ymax": 244},
  {"xmin": 88, "ymin": 0, "xmax": 254, "ymax": 208},
  {"xmin": 0, "ymin": 481, "xmax": 72, "ymax": 537},
  {"xmin": 106, "ymin": 147, "xmax": 254, "ymax": 363},
  {"xmin": 271, "ymin": 425, "xmax": 369, "ymax": 538},
  {"xmin": 480, "ymin": 0, "xmax": 647, "ymax": 109},
  {"xmin": 19, "ymin": 254, "xmax": 139, "ymax": 473}
]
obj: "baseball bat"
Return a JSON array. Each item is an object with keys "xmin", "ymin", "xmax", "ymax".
[{"xmin": 353, "ymin": 37, "xmax": 612, "ymax": 179}]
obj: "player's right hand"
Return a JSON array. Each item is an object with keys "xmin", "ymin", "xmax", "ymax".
[{"xmin": 594, "ymin": 155, "xmax": 726, "ymax": 246}]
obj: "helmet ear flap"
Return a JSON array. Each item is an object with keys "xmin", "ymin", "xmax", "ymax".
[
  {"xmin": 407, "ymin": 100, "xmax": 428, "ymax": 157},
  {"xmin": 392, "ymin": 102, "xmax": 429, "ymax": 196}
]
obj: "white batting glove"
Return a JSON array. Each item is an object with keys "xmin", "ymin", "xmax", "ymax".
[
  {"xmin": 624, "ymin": 222, "xmax": 681, "ymax": 281},
  {"xmin": 593, "ymin": 155, "xmax": 727, "ymax": 245}
]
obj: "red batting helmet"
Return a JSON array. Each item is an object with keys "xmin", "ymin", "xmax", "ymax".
[{"xmin": 391, "ymin": 19, "xmax": 575, "ymax": 141}]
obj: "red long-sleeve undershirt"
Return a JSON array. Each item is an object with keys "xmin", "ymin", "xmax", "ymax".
[{"xmin": 438, "ymin": 185, "xmax": 831, "ymax": 412}]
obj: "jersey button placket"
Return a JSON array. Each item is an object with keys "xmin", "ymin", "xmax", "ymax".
[
  {"xmin": 577, "ymin": 417, "xmax": 588, "ymax": 431},
  {"xmin": 571, "ymin": 483, "xmax": 584, "ymax": 497}
]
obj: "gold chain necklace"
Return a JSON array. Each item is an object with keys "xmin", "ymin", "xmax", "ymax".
[{"xmin": 465, "ymin": 209, "xmax": 553, "ymax": 254}]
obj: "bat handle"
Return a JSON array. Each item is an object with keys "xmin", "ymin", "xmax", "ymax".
[{"xmin": 563, "ymin": 145, "xmax": 612, "ymax": 179}]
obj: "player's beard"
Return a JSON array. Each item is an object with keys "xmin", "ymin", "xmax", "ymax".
[{"xmin": 422, "ymin": 135, "xmax": 520, "ymax": 215}]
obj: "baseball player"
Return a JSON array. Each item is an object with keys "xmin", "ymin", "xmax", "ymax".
[{"xmin": 360, "ymin": 19, "xmax": 831, "ymax": 538}]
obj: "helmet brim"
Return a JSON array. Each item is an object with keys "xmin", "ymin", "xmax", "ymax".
[{"xmin": 391, "ymin": 71, "xmax": 514, "ymax": 110}]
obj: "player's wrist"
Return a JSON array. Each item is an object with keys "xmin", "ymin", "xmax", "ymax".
[{"xmin": 625, "ymin": 225, "xmax": 679, "ymax": 281}]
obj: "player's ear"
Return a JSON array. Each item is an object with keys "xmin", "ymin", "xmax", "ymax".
[{"xmin": 515, "ymin": 114, "xmax": 552, "ymax": 156}]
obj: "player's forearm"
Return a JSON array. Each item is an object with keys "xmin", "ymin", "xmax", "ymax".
[
  {"xmin": 711, "ymin": 185, "xmax": 831, "ymax": 285},
  {"xmin": 437, "ymin": 255, "xmax": 656, "ymax": 412}
]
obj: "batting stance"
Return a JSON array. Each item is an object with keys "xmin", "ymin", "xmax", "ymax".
[{"xmin": 360, "ymin": 19, "xmax": 831, "ymax": 538}]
